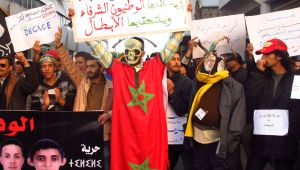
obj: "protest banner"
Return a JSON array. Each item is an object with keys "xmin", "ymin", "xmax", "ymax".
[
  {"xmin": 71, "ymin": 0, "xmax": 192, "ymax": 42},
  {"xmin": 246, "ymin": 7, "xmax": 300, "ymax": 61},
  {"xmin": 167, "ymin": 105, "xmax": 187, "ymax": 145},
  {"xmin": 0, "ymin": 111, "xmax": 104, "ymax": 170},
  {"xmin": 191, "ymin": 14, "xmax": 246, "ymax": 59},
  {"xmin": 0, "ymin": 8, "xmax": 14, "ymax": 57},
  {"xmin": 253, "ymin": 110, "xmax": 289, "ymax": 136},
  {"xmin": 5, "ymin": 3, "xmax": 60, "ymax": 52}
]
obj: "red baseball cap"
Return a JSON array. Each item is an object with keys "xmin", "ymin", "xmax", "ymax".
[
  {"xmin": 255, "ymin": 38, "xmax": 287, "ymax": 55},
  {"xmin": 46, "ymin": 50, "xmax": 60, "ymax": 60}
]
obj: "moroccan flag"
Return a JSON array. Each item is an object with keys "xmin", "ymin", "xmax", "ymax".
[{"xmin": 109, "ymin": 55, "xmax": 168, "ymax": 170}]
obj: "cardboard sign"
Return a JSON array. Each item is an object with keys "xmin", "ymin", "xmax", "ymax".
[
  {"xmin": 291, "ymin": 75, "xmax": 300, "ymax": 99},
  {"xmin": 71, "ymin": 0, "xmax": 191, "ymax": 42},
  {"xmin": 167, "ymin": 104, "xmax": 187, "ymax": 145},
  {"xmin": 191, "ymin": 14, "xmax": 246, "ymax": 59},
  {"xmin": 5, "ymin": 3, "xmax": 60, "ymax": 52},
  {"xmin": 253, "ymin": 109, "xmax": 289, "ymax": 136},
  {"xmin": 246, "ymin": 7, "xmax": 300, "ymax": 61}
]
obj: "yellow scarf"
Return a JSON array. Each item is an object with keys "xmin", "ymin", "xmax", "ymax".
[{"xmin": 185, "ymin": 70, "xmax": 229, "ymax": 137}]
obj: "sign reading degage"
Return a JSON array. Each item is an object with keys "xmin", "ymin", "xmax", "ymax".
[
  {"xmin": 5, "ymin": 3, "xmax": 60, "ymax": 52},
  {"xmin": 71, "ymin": 0, "xmax": 192, "ymax": 42}
]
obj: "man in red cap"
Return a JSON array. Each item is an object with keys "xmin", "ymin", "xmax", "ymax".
[
  {"xmin": 29, "ymin": 48, "xmax": 76, "ymax": 111},
  {"xmin": 245, "ymin": 38, "xmax": 300, "ymax": 170}
]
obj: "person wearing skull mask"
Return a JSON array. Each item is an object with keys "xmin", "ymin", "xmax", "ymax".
[
  {"xmin": 57, "ymin": 4, "xmax": 192, "ymax": 170},
  {"xmin": 184, "ymin": 37, "xmax": 246, "ymax": 170}
]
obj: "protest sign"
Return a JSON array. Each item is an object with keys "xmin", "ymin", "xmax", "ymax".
[
  {"xmin": 167, "ymin": 104, "xmax": 187, "ymax": 145},
  {"xmin": 246, "ymin": 7, "xmax": 300, "ymax": 61},
  {"xmin": 291, "ymin": 75, "xmax": 300, "ymax": 99},
  {"xmin": 253, "ymin": 109, "xmax": 289, "ymax": 136},
  {"xmin": 0, "ymin": 111, "xmax": 104, "ymax": 170},
  {"xmin": 71, "ymin": 0, "xmax": 192, "ymax": 42},
  {"xmin": 5, "ymin": 3, "xmax": 60, "ymax": 52},
  {"xmin": 0, "ymin": 8, "xmax": 14, "ymax": 57},
  {"xmin": 191, "ymin": 14, "xmax": 246, "ymax": 59}
]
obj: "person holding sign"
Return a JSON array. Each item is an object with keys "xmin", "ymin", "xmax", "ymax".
[
  {"xmin": 166, "ymin": 52, "xmax": 193, "ymax": 170},
  {"xmin": 245, "ymin": 38, "xmax": 300, "ymax": 170},
  {"xmin": 61, "ymin": 3, "xmax": 192, "ymax": 170}
]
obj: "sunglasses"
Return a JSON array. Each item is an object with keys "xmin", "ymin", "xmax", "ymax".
[
  {"xmin": 0, "ymin": 64, "xmax": 7, "ymax": 68},
  {"xmin": 124, "ymin": 49, "xmax": 141, "ymax": 57}
]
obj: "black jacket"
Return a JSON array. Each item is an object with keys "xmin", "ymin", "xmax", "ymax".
[
  {"xmin": 4, "ymin": 64, "xmax": 39, "ymax": 110},
  {"xmin": 168, "ymin": 73, "xmax": 192, "ymax": 116},
  {"xmin": 245, "ymin": 69, "xmax": 300, "ymax": 159}
]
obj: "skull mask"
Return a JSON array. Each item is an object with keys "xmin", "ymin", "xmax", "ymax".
[{"xmin": 124, "ymin": 38, "xmax": 144, "ymax": 66}]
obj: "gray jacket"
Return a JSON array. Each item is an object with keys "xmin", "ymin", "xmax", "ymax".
[
  {"xmin": 190, "ymin": 76, "xmax": 246, "ymax": 158},
  {"xmin": 218, "ymin": 77, "xmax": 246, "ymax": 158}
]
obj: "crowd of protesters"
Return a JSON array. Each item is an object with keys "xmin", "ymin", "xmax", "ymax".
[{"xmin": 1, "ymin": 9, "xmax": 300, "ymax": 170}]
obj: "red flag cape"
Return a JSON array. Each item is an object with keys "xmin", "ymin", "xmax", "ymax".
[{"xmin": 109, "ymin": 55, "xmax": 168, "ymax": 170}]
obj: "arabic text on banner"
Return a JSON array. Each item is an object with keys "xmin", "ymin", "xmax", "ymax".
[
  {"xmin": 191, "ymin": 14, "xmax": 246, "ymax": 59},
  {"xmin": 246, "ymin": 7, "xmax": 300, "ymax": 61},
  {"xmin": 71, "ymin": 0, "xmax": 192, "ymax": 42},
  {"xmin": 0, "ymin": 111, "xmax": 104, "ymax": 170}
]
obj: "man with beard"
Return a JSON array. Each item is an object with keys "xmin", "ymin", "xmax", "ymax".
[
  {"xmin": 245, "ymin": 39, "xmax": 300, "ymax": 170},
  {"xmin": 167, "ymin": 52, "xmax": 193, "ymax": 170},
  {"xmin": 51, "ymin": 37, "xmax": 113, "ymax": 170}
]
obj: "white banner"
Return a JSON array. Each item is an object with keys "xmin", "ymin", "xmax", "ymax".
[
  {"xmin": 5, "ymin": 3, "xmax": 60, "ymax": 52},
  {"xmin": 246, "ymin": 7, "xmax": 300, "ymax": 61},
  {"xmin": 71, "ymin": 0, "xmax": 192, "ymax": 42},
  {"xmin": 167, "ymin": 104, "xmax": 187, "ymax": 145},
  {"xmin": 253, "ymin": 109, "xmax": 289, "ymax": 136},
  {"xmin": 191, "ymin": 14, "xmax": 246, "ymax": 59},
  {"xmin": 291, "ymin": 75, "xmax": 300, "ymax": 99}
]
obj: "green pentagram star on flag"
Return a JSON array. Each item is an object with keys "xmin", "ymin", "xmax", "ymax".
[
  {"xmin": 129, "ymin": 157, "xmax": 156, "ymax": 170},
  {"xmin": 127, "ymin": 80, "xmax": 155, "ymax": 113}
]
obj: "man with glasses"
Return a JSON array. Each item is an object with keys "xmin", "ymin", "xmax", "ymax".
[{"xmin": 0, "ymin": 52, "xmax": 38, "ymax": 110}]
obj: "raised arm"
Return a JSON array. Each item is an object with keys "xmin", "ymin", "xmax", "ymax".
[
  {"xmin": 54, "ymin": 27, "xmax": 84, "ymax": 87},
  {"xmin": 198, "ymin": 39, "xmax": 210, "ymax": 56},
  {"xmin": 160, "ymin": 32, "xmax": 184, "ymax": 64},
  {"xmin": 160, "ymin": 3, "xmax": 192, "ymax": 64},
  {"xmin": 15, "ymin": 52, "xmax": 39, "ymax": 95},
  {"xmin": 68, "ymin": 8, "xmax": 113, "ymax": 69},
  {"xmin": 209, "ymin": 36, "xmax": 229, "ymax": 52},
  {"xmin": 85, "ymin": 41, "xmax": 113, "ymax": 69}
]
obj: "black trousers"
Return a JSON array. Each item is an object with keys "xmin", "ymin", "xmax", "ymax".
[
  {"xmin": 246, "ymin": 151, "xmax": 294, "ymax": 170},
  {"xmin": 191, "ymin": 140, "xmax": 242, "ymax": 170},
  {"xmin": 168, "ymin": 145, "xmax": 193, "ymax": 170}
]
